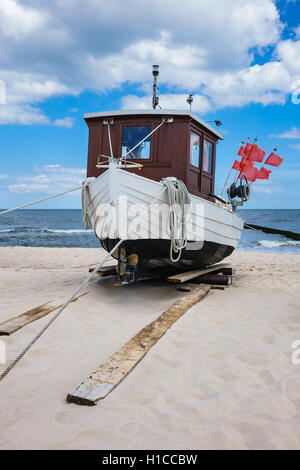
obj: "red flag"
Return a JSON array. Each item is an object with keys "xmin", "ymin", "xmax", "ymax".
[
  {"xmin": 265, "ymin": 152, "xmax": 283, "ymax": 167},
  {"xmin": 256, "ymin": 167, "xmax": 272, "ymax": 180},
  {"xmin": 247, "ymin": 144, "xmax": 266, "ymax": 162},
  {"xmin": 244, "ymin": 143, "xmax": 253, "ymax": 157},
  {"xmin": 232, "ymin": 160, "xmax": 241, "ymax": 171},
  {"xmin": 239, "ymin": 164, "xmax": 258, "ymax": 182},
  {"xmin": 241, "ymin": 157, "xmax": 254, "ymax": 166},
  {"xmin": 237, "ymin": 146, "xmax": 245, "ymax": 157}
]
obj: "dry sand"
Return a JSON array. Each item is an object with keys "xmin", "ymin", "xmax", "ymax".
[{"xmin": 0, "ymin": 246, "xmax": 299, "ymax": 450}]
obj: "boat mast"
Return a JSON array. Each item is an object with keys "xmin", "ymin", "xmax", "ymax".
[{"xmin": 152, "ymin": 64, "xmax": 159, "ymax": 109}]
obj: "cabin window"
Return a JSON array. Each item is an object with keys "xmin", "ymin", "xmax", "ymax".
[
  {"xmin": 203, "ymin": 139, "xmax": 213, "ymax": 173},
  {"xmin": 190, "ymin": 132, "xmax": 200, "ymax": 167},
  {"xmin": 122, "ymin": 126, "xmax": 151, "ymax": 159}
]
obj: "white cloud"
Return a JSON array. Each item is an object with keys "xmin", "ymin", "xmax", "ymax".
[
  {"xmin": 0, "ymin": 0, "xmax": 299, "ymax": 123},
  {"xmin": 34, "ymin": 164, "xmax": 85, "ymax": 175},
  {"xmin": 273, "ymin": 169, "xmax": 300, "ymax": 180},
  {"xmin": 289, "ymin": 143, "xmax": 300, "ymax": 150},
  {"xmin": 0, "ymin": 104, "xmax": 75, "ymax": 127},
  {"xmin": 122, "ymin": 60, "xmax": 291, "ymax": 111},
  {"xmin": 121, "ymin": 93, "xmax": 212, "ymax": 114},
  {"xmin": 276, "ymin": 39, "xmax": 300, "ymax": 75},
  {"xmin": 251, "ymin": 182, "xmax": 283, "ymax": 194},
  {"xmin": 0, "ymin": 71, "xmax": 69, "ymax": 105},
  {"xmin": 0, "ymin": 80, "xmax": 6, "ymax": 104},
  {"xmin": 269, "ymin": 127, "xmax": 300, "ymax": 138},
  {"xmin": 0, "ymin": 0, "xmax": 44, "ymax": 40},
  {"xmin": 0, "ymin": 104, "xmax": 50, "ymax": 125},
  {"xmin": 252, "ymin": 185, "xmax": 273, "ymax": 194},
  {"xmin": 6, "ymin": 164, "xmax": 86, "ymax": 194},
  {"xmin": 0, "ymin": 174, "xmax": 9, "ymax": 179},
  {"xmin": 53, "ymin": 117, "xmax": 75, "ymax": 128},
  {"xmin": 203, "ymin": 61, "xmax": 290, "ymax": 108}
]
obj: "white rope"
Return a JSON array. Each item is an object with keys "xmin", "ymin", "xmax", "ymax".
[
  {"xmin": 0, "ymin": 237, "xmax": 125, "ymax": 382},
  {"xmin": 161, "ymin": 177, "xmax": 191, "ymax": 263},
  {"xmin": 151, "ymin": 185, "xmax": 167, "ymax": 205},
  {"xmin": 0, "ymin": 186, "xmax": 82, "ymax": 216},
  {"xmin": 6, "ymin": 262, "xmax": 113, "ymax": 270},
  {"xmin": 107, "ymin": 122, "xmax": 114, "ymax": 159},
  {"xmin": 81, "ymin": 178, "xmax": 95, "ymax": 229}
]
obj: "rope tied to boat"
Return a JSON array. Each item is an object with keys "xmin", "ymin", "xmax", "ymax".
[
  {"xmin": 81, "ymin": 178, "xmax": 95, "ymax": 229},
  {"xmin": 0, "ymin": 185, "xmax": 85, "ymax": 216},
  {"xmin": 0, "ymin": 237, "xmax": 126, "ymax": 383},
  {"xmin": 161, "ymin": 177, "xmax": 191, "ymax": 263}
]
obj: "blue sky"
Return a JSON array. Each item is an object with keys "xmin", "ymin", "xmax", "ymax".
[{"xmin": 0, "ymin": 0, "xmax": 299, "ymax": 209}]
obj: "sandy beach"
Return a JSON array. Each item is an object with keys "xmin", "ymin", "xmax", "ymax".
[{"xmin": 0, "ymin": 247, "xmax": 299, "ymax": 450}]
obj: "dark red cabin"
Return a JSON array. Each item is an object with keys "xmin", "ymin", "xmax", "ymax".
[{"xmin": 85, "ymin": 110, "xmax": 223, "ymax": 201}]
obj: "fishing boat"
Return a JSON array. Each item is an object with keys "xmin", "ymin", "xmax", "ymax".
[{"xmin": 81, "ymin": 66, "xmax": 249, "ymax": 284}]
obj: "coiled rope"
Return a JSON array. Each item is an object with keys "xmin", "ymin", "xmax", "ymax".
[{"xmin": 162, "ymin": 177, "xmax": 191, "ymax": 263}]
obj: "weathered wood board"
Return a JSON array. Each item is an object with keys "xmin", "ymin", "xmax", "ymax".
[
  {"xmin": 167, "ymin": 263, "xmax": 230, "ymax": 284},
  {"xmin": 89, "ymin": 265, "xmax": 117, "ymax": 276},
  {"xmin": 0, "ymin": 293, "xmax": 87, "ymax": 336},
  {"xmin": 176, "ymin": 283, "xmax": 226, "ymax": 292},
  {"xmin": 67, "ymin": 285, "xmax": 210, "ymax": 406}
]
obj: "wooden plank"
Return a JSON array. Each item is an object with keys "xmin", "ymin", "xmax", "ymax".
[
  {"xmin": 0, "ymin": 293, "xmax": 87, "ymax": 336},
  {"xmin": 89, "ymin": 265, "xmax": 117, "ymax": 276},
  {"xmin": 177, "ymin": 283, "xmax": 226, "ymax": 292},
  {"xmin": 67, "ymin": 285, "xmax": 210, "ymax": 406},
  {"xmin": 167, "ymin": 263, "xmax": 230, "ymax": 284}
]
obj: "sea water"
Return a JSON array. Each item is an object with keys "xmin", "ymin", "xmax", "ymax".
[{"xmin": 0, "ymin": 208, "xmax": 299, "ymax": 253}]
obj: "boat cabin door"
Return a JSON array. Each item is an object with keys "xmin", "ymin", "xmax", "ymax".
[{"xmin": 188, "ymin": 127, "xmax": 216, "ymax": 199}]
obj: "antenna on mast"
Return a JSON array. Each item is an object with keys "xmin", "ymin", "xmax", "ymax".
[
  {"xmin": 152, "ymin": 65, "xmax": 159, "ymax": 109},
  {"xmin": 187, "ymin": 94, "xmax": 193, "ymax": 111}
]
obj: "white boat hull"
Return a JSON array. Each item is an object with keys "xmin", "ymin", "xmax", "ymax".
[{"xmin": 82, "ymin": 162, "xmax": 244, "ymax": 276}]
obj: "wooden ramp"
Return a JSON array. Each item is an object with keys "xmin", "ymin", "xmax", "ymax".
[
  {"xmin": 67, "ymin": 285, "xmax": 210, "ymax": 406},
  {"xmin": 167, "ymin": 263, "xmax": 230, "ymax": 284},
  {"xmin": 0, "ymin": 293, "xmax": 87, "ymax": 336}
]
